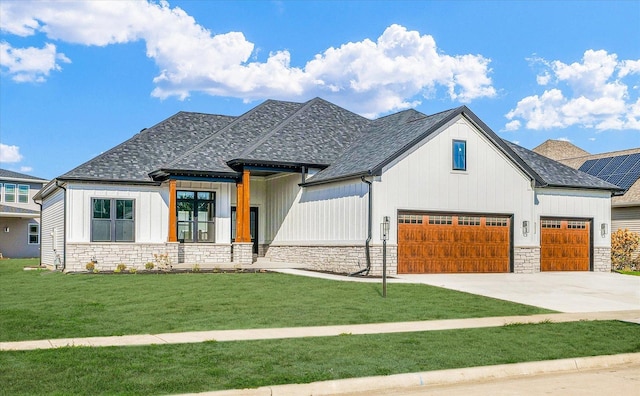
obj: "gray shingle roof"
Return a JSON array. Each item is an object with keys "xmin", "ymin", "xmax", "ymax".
[
  {"xmin": 307, "ymin": 108, "xmax": 459, "ymax": 184},
  {"xmin": 504, "ymin": 141, "xmax": 621, "ymax": 190},
  {"xmin": 0, "ymin": 204, "xmax": 39, "ymax": 215},
  {"xmin": 0, "ymin": 168, "xmax": 47, "ymax": 182},
  {"xmin": 53, "ymin": 98, "xmax": 620, "ymax": 193},
  {"xmin": 61, "ymin": 112, "xmax": 237, "ymax": 182}
]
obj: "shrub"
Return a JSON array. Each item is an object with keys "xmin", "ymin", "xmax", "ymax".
[
  {"xmin": 114, "ymin": 263, "xmax": 127, "ymax": 273},
  {"xmin": 153, "ymin": 253, "xmax": 172, "ymax": 272},
  {"xmin": 611, "ymin": 228, "xmax": 640, "ymax": 271},
  {"xmin": 85, "ymin": 262, "xmax": 95, "ymax": 271},
  {"xmin": 192, "ymin": 263, "xmax": 201, "ymax": 272},
  {"xmin": 129, "ymin": 267, "xmax": 137, "ymax": 274},
  {"xmin": 145, "ymin": 262, "xmax": 155, "ymax": 270}
]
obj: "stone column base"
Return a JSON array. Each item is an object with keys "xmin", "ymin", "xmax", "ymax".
[{"xmin": 232, "ymin": 242, "xmax": 254, "ymax": 265}]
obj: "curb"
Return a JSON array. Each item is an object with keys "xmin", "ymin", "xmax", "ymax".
[{"xmin": 177, "ymin": 353, "xmax": 640, "ymax": 396}]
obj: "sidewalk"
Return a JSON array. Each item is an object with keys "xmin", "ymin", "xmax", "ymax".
[{"xmin": 2, "ymin": 310, "xmax": 639, "ymax": 351}]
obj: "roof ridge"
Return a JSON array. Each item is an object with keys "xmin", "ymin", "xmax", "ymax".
[
  {"xmin": 163, "ymin": 99, "xmax": 284, "ymax": 168},
  {"xmin": 234, "ymin": 98, "xmax": 320, "ymax": 159},
  {"xmin": 565, "ymin": 147, "xmax": 640, "ymax": 161}
]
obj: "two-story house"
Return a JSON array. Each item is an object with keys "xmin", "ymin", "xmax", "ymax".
[{"xmin": 0, "ymin": 169, "xmax": 48, "ymax": 258}]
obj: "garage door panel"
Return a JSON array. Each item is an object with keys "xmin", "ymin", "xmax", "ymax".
[
  {"xmin": 398, "ymin": 213, "xmax": 511, "ymax": 274},
  {"xmin": 540, "ymin": 219, "xmax": 590, "ymax": 271}
]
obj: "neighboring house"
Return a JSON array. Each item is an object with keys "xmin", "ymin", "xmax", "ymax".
[
  {"xmin": 0, "ymin": 169, "xmax": 48, "ymax": 258},
  {"xmin": 533, "ymin": 140, "xmax": 640, "ymax": 236},
  {"xmin": 35, "ymin": 98, "xmax": 619, "ymax": 274}
]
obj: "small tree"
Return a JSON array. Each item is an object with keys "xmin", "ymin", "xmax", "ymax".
[{"xmin": 611, "ymin": 228, "xmax": 640, "ymax": 271}]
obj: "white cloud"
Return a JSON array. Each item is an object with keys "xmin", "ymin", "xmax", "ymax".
[
  {"xmin": 0, "ymin": 1, "xmax": 496, "ymax": 116},
  {"xmin": 20, "ymin": 166, "xmax": 33, "ymax": 173},
  {"xmin": 0, "ymin": 41, "xmax": 70, "ymax": 82},
  {"xmin": 557, "ymin": 137, "xmax": 570, "ymax": 142},
  {"xmin": 506, "ymin": 50, "xmax": 640, "ymax": 132},
  {"xmin": 504, "ymin": 120, "xmax": 521, "ymax": 131},
  {"xmin": 0, "ymin": 143, "xmax": 23, "ymax": 163}
]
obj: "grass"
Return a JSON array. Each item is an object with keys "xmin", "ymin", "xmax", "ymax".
[
  {"xmin": 615, "ymin": 270, "xmax": 640, "ymax": 276},
  {"xmin": 0, "ymin": 259, "xmax": 552, "ymax": 341},
  {"xmin": 1, "ymin": 320, "xmax": 639, "ymax": 395}
]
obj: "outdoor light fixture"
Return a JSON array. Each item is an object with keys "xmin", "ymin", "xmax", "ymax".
[
  {"xmin": 522, "ymin": 220, "xmax": 529, "ymax": 236},
  {"xmin": 601, "ymin": 223, "xmax": 608, "ymax": 237},
  {"xmin": 380, "ymin": 216, "xmax": 390, "ymax": 298},
  {"xmin": 3, "ymin": 227, "xmax": 8, "ymax": 233}
]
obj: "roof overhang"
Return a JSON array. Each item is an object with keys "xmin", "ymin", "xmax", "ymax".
[
  {"xmin": 149, "ymin": 169, "xmax": 240, "ymax": 183},
  {"xmin": 227, "ymin": 158, "xmax": 329, "ymax": 177}
]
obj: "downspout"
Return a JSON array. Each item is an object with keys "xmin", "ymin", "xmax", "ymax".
[
  {"xmin": 34, "ymin": 199, "xmax": 43, "ymax": 268},
  {"xmin": 350, "ymin": 176, "xmax": 372, "ymax": 276},
  {"xmin": 55, "ymin": 181, "xmax": 67, "ymax": 271}
]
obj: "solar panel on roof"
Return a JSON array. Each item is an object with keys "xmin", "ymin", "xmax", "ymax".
[
  {"xmin": 578, "ymin": 153, "xmax": 640, "ymax": 193},
  {"xmin": 579, "ymin": 158, "xmax": 609, "ymax": 174},
  {"xmin": 598, "ymin": 155, "xmax": 628, "ymax": 176}
]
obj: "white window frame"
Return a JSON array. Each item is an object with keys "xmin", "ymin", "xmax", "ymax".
[
  {"xmin": 18, "ymin": 184, "xmax": 29, "ymax": 203},
  {"xmin": 4, "ymin": 183, "xmax": 16, "ymax": 203},
  {"xmin": 28, "ymin": 223, "xmax": 40, "ymax": 245}
]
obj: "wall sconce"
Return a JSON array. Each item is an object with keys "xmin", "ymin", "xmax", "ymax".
[
  {"xmin": 601, "ymin": 223, "xmax": 608, "ymax": 237},
  {"xmin": 3, "ymin": 227, "xmax": 8, "ymax": 233},
  {"xmin": 522, "ymin": 220, "xmax": 529, "ymax": 236}
]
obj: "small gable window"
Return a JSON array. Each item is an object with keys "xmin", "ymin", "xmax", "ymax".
[{"xmin": 452, "ymin": 140, "xmax": 466, "ymax": 171}]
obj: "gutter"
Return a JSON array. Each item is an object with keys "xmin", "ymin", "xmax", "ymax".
[
  {"xmin": 350, "ymin": 176, "xmax": 372, "ymax": 276},
  {"xmin": 55, "ymin": 181, "xmax": 67, "ymax": 272}
]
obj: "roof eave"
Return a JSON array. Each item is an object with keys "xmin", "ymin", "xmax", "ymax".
[{"xmin": 301, "ymin": 170, "xmax": 375, "ymax": 187}]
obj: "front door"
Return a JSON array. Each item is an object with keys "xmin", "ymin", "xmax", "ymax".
[{"xmin": 231, "ymin": 207, "xmax": 258, "ymax": 254}]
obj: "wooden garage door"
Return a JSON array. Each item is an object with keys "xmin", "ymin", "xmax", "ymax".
[
  {"xmin": 398, "ymin": 213, "xmax": 511, "ymax": 273},
  {"xmin": 540, "ymin": 219, "xmax": 590, "ymax": 271}
]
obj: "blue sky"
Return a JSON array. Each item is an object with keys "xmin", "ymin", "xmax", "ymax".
[{"xmin": 1, "ymin": 0, "xmax": 638, "ymax": 180}]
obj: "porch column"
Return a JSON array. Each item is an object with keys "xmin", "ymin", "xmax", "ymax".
[
  {"xmin": 168, "ymin": 179, "xmax": 177, "ymax": 242},
  {"xmin": 235, "ymin": 169, "xmax": 251, "ymax": 242}
]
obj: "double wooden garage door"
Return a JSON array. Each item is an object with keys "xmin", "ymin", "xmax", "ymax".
[
  {"xmin": 398, "ymin": 213, "xmax": 511, "ymax": 273},
  {"xmin": 398, "ymin": 213, "xmax": 591, "ymax": 273}
]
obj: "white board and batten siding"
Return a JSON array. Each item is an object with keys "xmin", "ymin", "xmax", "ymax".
[
  {"xmin": 374, "ymin": 116, "xmax": 535, "ymax": 246},
  {"xmin": 534, "ymin": 188, "xmax": 612, "ymax": 247},
  {"xmin": 41, "ymin": 188, "xmax": 65, "ymax": 267},
  {"xmin": 268, "ymin": 174, "xmax": 368, "ymax": 244},
  {"xmin": 66, "ymin": 183, "xmax": 169, "ymax": 243}
]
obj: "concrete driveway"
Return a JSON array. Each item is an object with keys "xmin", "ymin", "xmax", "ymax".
[{"xmin": 394, "ymin": 272, "xmax": 640, "ymax": 313}]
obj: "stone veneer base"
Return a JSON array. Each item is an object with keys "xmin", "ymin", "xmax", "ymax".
[
  {"xmin": 65, "ymin": 242, "xmax": 180, "ymax": 272},
  {"xmin": 513, "ymin": 247, "xmax": 541, "ymax": 273},
  {"xmin": 266, "ymin": 244, "xmax": 397, "ymax": 276}
]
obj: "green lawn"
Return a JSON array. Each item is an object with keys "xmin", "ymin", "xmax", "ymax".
[
  {"xmin": 616, "ymin": 270, "xmax": 640, "ymax": 276},
  {"xmin": 0, "ymin": 258, "xmax": 552, "ymax": 341},
  {"xmin": 2, "ymin": 320, "xmax": 639, "ymax": 395}
]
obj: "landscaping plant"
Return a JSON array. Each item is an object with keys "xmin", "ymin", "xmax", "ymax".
[{"xmin": 611, "ymin": 228, "xmax": 640, "ymax": 271}]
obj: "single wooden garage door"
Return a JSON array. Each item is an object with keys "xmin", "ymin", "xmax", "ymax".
[
  {"xmin": 540, "ymin": 219, "xmax": 590, "ymax": 271},
  {"xmin": 398, "ymin": 213, "xmax": 511, "ymax": 273}
]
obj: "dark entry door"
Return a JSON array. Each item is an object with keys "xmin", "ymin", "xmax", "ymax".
[{"xmin": 231, "ymin": 207, "xmax": 258, "ymax": 254}]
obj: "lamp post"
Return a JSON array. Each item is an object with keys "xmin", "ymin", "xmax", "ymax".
[{"xmin": 381, "ymin": 216, "xmax": 390, "ymax": 298}]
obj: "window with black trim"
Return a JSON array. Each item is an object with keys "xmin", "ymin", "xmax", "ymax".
[
  {"xmin": 452, "ymin": 140, "xmax": 466, "ymax": 171},
  {"xmin": 28, "ymin": 224, "xmax": 39, "ymax": 244},
  {"xmin": 91, "ymin": 198, "xmax": 135, "ymax": 242},
  {"xmin": 177, "ymin": 191, "xmax": 215, "ymax": 243}
]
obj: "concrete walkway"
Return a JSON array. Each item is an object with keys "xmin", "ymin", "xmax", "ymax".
[{"xmin": 2, "ymin": 310, "xmax": 639, "ymax": 351}]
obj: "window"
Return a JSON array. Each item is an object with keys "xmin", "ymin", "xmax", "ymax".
[
  {"xmin": 177, "ymin": 191, "xmax": 215, "ymax": 243},
  {"xmin": 428, "ymin": 215, "xmax": 453, "ymax": 225},
  {"xmin": 541, "ymin": 219, "xmax": 561, "ymax": 229},
  {"xmin": 18, "ymin": 185, "xmax": 29, "ymax": 203},
  {"xmin": 398, "ymin": 214, "xmax": 423, "ymax": 224},
  {"xmin": 486, "ymin": 217, "xmax": 508, "ymax": 227},
  {"xmin": 28, "ymin": 224, "xmax": 39, "ymax": 244},
  {"xmin": 452, "ymin": 140, "xmax": 466, "ymax": 171},
  {"xmin": 458, "ymin": 216, "xmax": 481, "ymax": 226},
  {"xmin": 568, "ymin": 220, "xmax": 587, "ymax": 229},
  {"xmin": 91, "ymin": 198, "xmax": 135, "ymax": 242},
  {"xmin": 4, "ymin": 184, "xmax": 16, "ymax": 203}
]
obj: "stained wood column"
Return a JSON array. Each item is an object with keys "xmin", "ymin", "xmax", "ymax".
[
  {"xmin": 235, "ymin": 169, "xmax": 251, "ymax": 242},
  {"xmin": 168, "ymin": 179, "xmax": 177, "ymax": 242}
]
